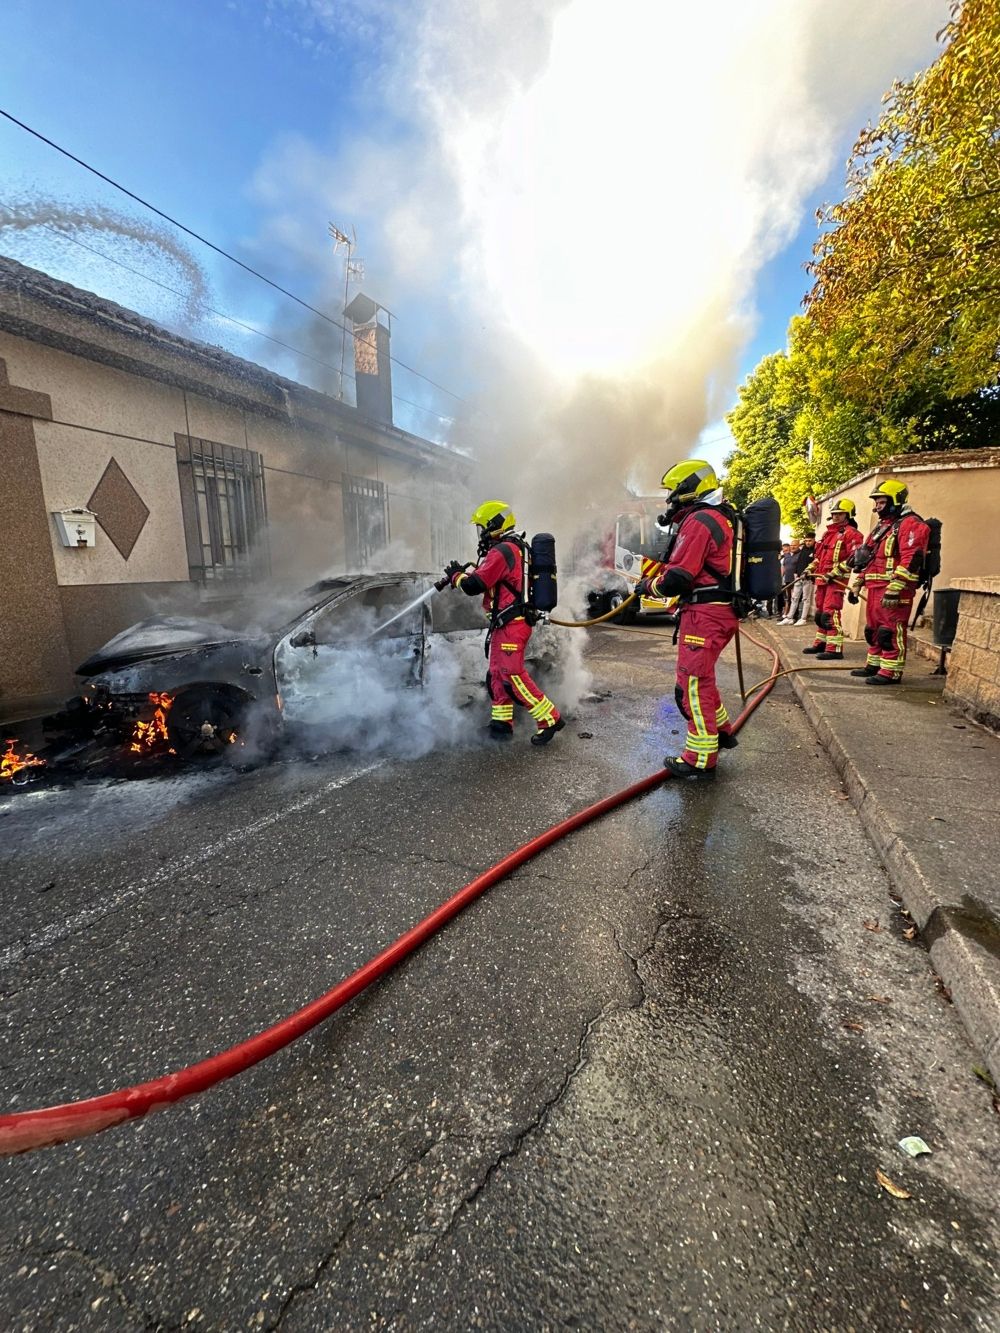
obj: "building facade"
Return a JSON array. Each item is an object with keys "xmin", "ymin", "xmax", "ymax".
[{"xmin": 0, "ymin": 258, "xmax": 470, "ymax": 723}]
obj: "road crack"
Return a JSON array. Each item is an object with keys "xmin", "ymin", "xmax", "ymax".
[
  {"xmin": 265, "ymin": 1133, "xmax": 447, "ymax": 1331},
  {"xmin": 38, "ymin": 1242, "xmax": 165, "ymax": 1331}
]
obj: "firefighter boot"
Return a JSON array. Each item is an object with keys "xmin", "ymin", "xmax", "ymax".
[
  {"xmin": 865, "ymin": 673, "xmax": 902, "ymax": 686},
  {"xmin": 850, "ymin": 665, "xmax": 879, "ymax": 677},
  {"xmin": 489, "ymin": 720, "xmax": 514, "ymax": 739},
  {"xmin": 530, "ymin": 717, "xmax": 566, "ymax": 747},
  {"xmin": 663, "ymin": 757, "xmax": 716, "ymax": 782},
  {"xmin": 717, "ymin": 730, "xmax": 739, "ymax": 750},
  {"xmin": 818, "ymin": 651, "xmax": 843, "ymax": 660},
  {"xmin": 802, "ymin": 644, "xmax": 825, "ymax": 655}
]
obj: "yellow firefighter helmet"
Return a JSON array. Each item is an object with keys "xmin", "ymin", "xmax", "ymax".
[
  {"xmin": 869, "ymin": 479, "xmax": 908, "ymax": 512},
  {"xmin": 470, "ymin": 501, "xmax": 516, "ymax": 536},
  {"xmin": 660, "ymin": 459, "xmax": 718, "ymax": 505},
  {"xmin": 828, "ymin": 497, "xmax": 856, "ymax": 520}
]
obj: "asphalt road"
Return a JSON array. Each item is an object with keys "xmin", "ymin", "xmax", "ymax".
[{"xmin": 1, "ymin": 627, "xmax": 998, "ymax": 1332}]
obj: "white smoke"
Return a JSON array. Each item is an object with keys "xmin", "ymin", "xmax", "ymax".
[
  {"xmin": 274, "ymin": 601, "xmax": 588, "ymax": 758},
  {"xmin": 251, "ymin": 0, "xmax": 945, "ymax": 531}
]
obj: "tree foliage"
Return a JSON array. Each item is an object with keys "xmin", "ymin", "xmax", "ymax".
[
  {"xmin": 725, "ymin": 1, "xmax": 999, "ymax": 524},
  {"xmin": 725, "ymin": 318, "xmax": 914, "ymax": 530},
  {"xmin": 806, "ymin": 0, "xmax": 1000, "ymax": 404}
]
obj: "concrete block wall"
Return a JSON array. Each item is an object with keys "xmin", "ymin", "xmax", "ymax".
[{"xmin": 944, "ymin": 578, "xmax": 1000, "ymax": 732}]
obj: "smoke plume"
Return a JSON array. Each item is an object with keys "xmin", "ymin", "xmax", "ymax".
[{"xmin": 251, "ymin": 0, "xmax": 945, "ymax": 537}]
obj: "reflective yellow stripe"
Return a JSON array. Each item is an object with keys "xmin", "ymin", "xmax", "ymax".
[
  {"xmin": 500, "ymin": 642, "xmax": 519, "ymax": 651},
  {"xmin": 509, "ymin": 674, "xmax": 541, "ymax": 708},
  {"xmin": 529, "ymin": 695, "xmax": 556, "ymax": 723},
  {"xmin": 683, "ymin": 634, "xmax": 706, "ymax": 645},
  {"xmin": 715, "ymin": 705, "xmax": 729, "ymax": 726},
  {"xmin": 686, "ymin": 678, "xmax": 715, "ymax": 768}
]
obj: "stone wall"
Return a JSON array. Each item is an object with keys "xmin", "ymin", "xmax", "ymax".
[{"xmin": 944, "ymin": 577, "xmax": 1000, "ymax": 732}]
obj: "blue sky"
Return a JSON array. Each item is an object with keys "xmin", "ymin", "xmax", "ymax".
[{"xmin": 0, "ymin": 1, "xmax": 944, "ymax": 477}]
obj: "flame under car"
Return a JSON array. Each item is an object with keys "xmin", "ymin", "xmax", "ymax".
[{"xmin": 70, "ymin": 573, "xmax": 563, "ymax": 761}]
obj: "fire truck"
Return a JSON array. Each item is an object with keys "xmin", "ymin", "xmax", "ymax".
[{"xmin": 575, "ymin": 496, "xmax": 678, "ymax": 624}]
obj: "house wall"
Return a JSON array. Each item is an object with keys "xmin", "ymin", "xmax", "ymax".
[{"xmin": 0, "ymin": 327, "xmax": 466, "ymax": 723}]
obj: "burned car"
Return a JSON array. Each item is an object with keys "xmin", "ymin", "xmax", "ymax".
[{"xmin": 66, "ymin": 573, "xmax": 572, "ymax": 760}]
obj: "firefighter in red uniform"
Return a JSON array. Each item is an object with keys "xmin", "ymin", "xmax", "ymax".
[
  {"xmin": 442, "ymin": 501, "xmax": 564, "ymax": 745},
  {"xmin": 801, "ymin": 498, "xmax": 863, "ymax": 660},
  {"xmin": 848, "ymin": 479, "xmax": 931, "ymax": 685},
  {"xmin": 635, "ymin": 460, "xmax": 738, "ymax": 782}
]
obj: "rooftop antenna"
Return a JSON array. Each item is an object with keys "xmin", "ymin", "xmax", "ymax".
[{"xmin": 328, "ymin": 222, "xmax": 365, "ymax": 400}]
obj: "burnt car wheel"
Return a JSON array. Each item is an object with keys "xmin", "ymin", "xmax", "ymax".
[{"xmin": 166, "ymin": 688, "xmax": 250, "ymax": 759}]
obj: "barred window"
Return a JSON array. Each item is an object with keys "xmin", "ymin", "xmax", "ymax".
[
  {"xmin": 176, "ymin": 435, "xmax": 269, "ymax": 583},
  {"xmin": 343, "ymin": 474, "xmax": 389, "ymax": 569}
]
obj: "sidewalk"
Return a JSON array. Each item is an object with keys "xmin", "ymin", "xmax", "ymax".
[{"xmin": 753, "ymin": 618, "xmax": 1000, "ymax": 1086}]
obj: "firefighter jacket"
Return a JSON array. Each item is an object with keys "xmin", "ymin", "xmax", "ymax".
[
  {"xmin": 649, "ymin": 503, "xmax": 735, "ymax": 603},
  {"xmin": 860, "ymin": 510, "xmax": 931, "ymax": 596},
  {"xmin": 452, "ymin": 538, "xmax": 525, "ymax": 624},
  {"xmin": 808, "ymin": 522, "xmax": 864, "ymax": 589}
]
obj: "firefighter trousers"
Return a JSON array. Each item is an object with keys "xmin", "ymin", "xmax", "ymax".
[
  {"xmin": 487, "ymin": 618, "xmax": 561, "ymax": 732},
  {"xmin": 812, "ymin": 582, "xmax": 847, "ymax": 651},
  {"xmin": 675, "ymin": 604, "xmax": 738, "ymax": 770},
  {"xmin": 864, "ymin": 583, "xmax": 913, "ymax": 679}
]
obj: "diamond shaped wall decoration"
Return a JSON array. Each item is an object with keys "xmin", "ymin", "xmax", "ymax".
[{"xmin": 87, "ymin": 458, "xmax": 150, "ymax": 560}]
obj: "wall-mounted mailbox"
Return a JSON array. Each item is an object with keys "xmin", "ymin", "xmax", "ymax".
[{"xmin": 53, "ymin": 508, "xmax": 97, "ymax": 548}]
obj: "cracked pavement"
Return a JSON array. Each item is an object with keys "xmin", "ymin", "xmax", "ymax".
[{"xmin": 1, "ymin": 629, "xmax": 998, "ymax": 1330}]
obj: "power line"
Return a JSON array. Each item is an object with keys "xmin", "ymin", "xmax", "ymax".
[
  {"xmin": 16, "ymin": 221, "xmax": 458, "ymax": 429},
  {"xmin": 37, "ymin": 223, "xmax": 358, "ymax": 388},
  {"xmin": 0, "ymin": 106, "xmax": 468, "ymax": 405}
]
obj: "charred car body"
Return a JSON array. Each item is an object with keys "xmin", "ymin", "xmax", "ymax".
[{"xmin": 63, "ymin": 573, "xmax": 565, "ymax": 759}]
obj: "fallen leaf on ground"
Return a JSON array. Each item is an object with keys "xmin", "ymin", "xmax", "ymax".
[
  {"xmin": 867, "ymin": 995, "xmax": 891, "ymax": 1004},
  {"xmin": 900, "ymin": 1297, "xmax": 912, "ymax": 1311},
  {"xmin": 842, "ymin": 1020, "xmax": 865, "ymax": 1033},
  {"xmin": 972, "ymin": 1065, "xmax": 997, "ymax": 1090},
  {"xmin": 903, "ymin": 926, "xmax": 918, "ymax": 941},
  {"xmin": 862, "ymin": 919, "xmax": 883, "ymax": 932},
  {"xmin": 933, "ymin": 975, "xmax": 953, "ymax": 1003},
  {"xmin": 876, "ymin": 1170, "xmax": 911, "ymax": 1199}
]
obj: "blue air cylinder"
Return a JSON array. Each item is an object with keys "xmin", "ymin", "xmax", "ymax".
[
  {"xmin": 741, "ymin": 497, "xmax": 782, "ymax": 601},
  {"xmin": 529, "ymin": 532, "xmax": 558, "ymax": 611}
]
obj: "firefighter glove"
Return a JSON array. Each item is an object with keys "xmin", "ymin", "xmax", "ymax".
[
  {"xmin": 847, "ymin": 586, "xmax": 860, "ymax": 605},
  {"xmin": 443, "ymin": 559, "xmax": 465, "ymax": 586},
  {"xmin": 882, "ymin": 585, "xmax": 902, "ymax": 608},
  {"xmin": 634, "ymin": 577, "xmax": 654, "ymax": 598}
]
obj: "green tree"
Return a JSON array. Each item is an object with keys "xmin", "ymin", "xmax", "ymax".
[
  {"xmin": 806, "ymin": 0, "xmax": 1000, "ymax": 405},
  {"xmin": 725, "ymin": 318, "xmax": 914, "ymax": 528}
]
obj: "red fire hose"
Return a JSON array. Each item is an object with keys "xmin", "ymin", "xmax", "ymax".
[{"xmin": 0, "ymin": 633, "xmax": 781, "ymax": 1157}]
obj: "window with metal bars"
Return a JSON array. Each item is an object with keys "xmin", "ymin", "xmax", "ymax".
[
  {"xmin": 343, "ymin": 474, "xmax": 389, "ymax": 570},
  {"xmin": 175, "ymin": 435, "xmax": 269, "ymax": 583}
]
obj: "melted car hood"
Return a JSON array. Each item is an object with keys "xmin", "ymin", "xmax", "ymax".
[{"xmin": 76, "ymin": 616, "xmax": 253, "ymax": 676}]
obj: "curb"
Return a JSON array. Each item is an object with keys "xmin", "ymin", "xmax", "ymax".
[{"xmin": 758, "ymin": 628, "xmax": 1000, "ymax": 1088}]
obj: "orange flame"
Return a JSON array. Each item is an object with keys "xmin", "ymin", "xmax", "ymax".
[
  {"xmin": 129, "ymin": 692, "xmax": 174, "ymax": 753},
  {"xmin": 1, "ymin": 739, "xmax": 46, "ymax": 782}
]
